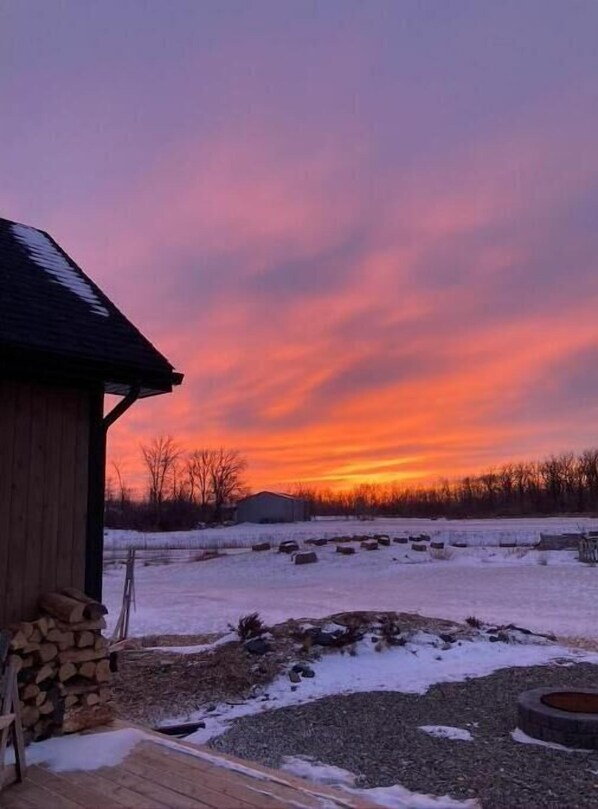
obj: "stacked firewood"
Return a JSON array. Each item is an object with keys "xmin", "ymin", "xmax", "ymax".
[{"xmin": 8, "ymin": 588, "xmax": 113, "ymax": 741}]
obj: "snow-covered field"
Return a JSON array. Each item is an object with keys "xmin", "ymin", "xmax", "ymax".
[
  {"xmin": 104, "ymin": 515, "xmax": 598, "ymax": 550},
  {"xmin": 102, "ymin": 521, "xmax": 597, "ymax": 640}
]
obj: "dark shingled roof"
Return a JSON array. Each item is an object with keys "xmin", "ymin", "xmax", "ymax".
[{"xmin": 0, "ymin": 216, "xmax": 182, "ymax": 397}]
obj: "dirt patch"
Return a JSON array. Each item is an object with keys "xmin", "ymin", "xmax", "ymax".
[
  {"xmin": 111, "ymin": 628, "xmax": 310, "ymax": 726},
  {"xmin": 110, "ymin": 611, "xmax": 514, "ymax": 728},
  {"xmin": 139, "ymin": 633, "xmax": 221, "ymax": 648}
]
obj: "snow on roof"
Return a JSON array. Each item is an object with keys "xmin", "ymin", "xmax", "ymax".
[{"xmin": 11, "ymin": 222, "xmax": 109, "ymax": 317}]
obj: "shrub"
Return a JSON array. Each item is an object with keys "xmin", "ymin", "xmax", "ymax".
[
  {"xmin": 230, "ymin": 612, "xmax": 266, "ymax": 640},
  {"xmin": 465, "ymin": 615, "xmax": 482, "ymax": 628}
]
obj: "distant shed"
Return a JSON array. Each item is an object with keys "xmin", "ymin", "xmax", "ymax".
[
  {"xmin": 237, "ymin": 491, "xmax": 310, "ymax": 523},
  {"xmin": 0, "ymin": 217, "xmax": 182, "ymax": 627}
]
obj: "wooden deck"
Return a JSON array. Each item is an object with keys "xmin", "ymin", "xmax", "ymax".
[{"xmin": 0, "ymin": 725, "xmax": 375, "ymax": 809}]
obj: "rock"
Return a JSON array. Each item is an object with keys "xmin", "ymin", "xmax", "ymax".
[
  {"xmin": 393, "ymin": 537, "xmax": 409, "ymax": 544},
  {"xmin": 306, "ymin": 538, "xmax": 328, "ymax": 546},
  {"xmin": 294, "ymin": 551, "xmax": 318, "ymax": 565},
  {"xmin": 244, "ymin": 638, "xmax": 272, "ymax": 655},
  {"xmin": 488, "ymin": 635, "xmax": 500, "ymax": 643},
  {"xmin": 252, "ymin": 542, "xmax": 271, "ymax": 552},
  {"xmin": 378, "ymin": 536, "xmax": 391, "ymax": 546},
  {"xmin": 431, "ymin": 541, "xmax": 445, "ymax": 550},
  {"xmin": 361, "ymin": 540, "xmax": 378, "ymax": 550},
  {"xmin": 301, "ymin": 667, "xmax": 315, "ymax": 678},
  {"xmin": 439, "ymin": 633, "xmax": 455, "ymax": 644},
  {"xmin": 279, "ymin": 541, "xmax": 299, "ymax": 554},
  {"xmin": 312, "ymin": 631, "xmax": 339, "ymax": 647},
  {"xmin": 411, "ymin": 543, "xmax": 427, "ymax": 552},
  {"xmin": 289, "ymin": 670, "xmax": 301, "ymax": 683},
  {"xmin": 336, "ymin": 545, "xmax": 356, "ymax": 555},
  {"xmin": 371, "ymin": 636, "xmax": 379, "ymax": 643},
  {"xmin": 497, "ymin": 631, "xmax": 510, "ymax": 643},
  {"xmin": 451, "ymin": 542, "xmax": 468, "ymax": 548}
]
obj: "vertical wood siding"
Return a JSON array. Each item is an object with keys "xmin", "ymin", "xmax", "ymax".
[{"xmin": 0, "ymin": 379, "xmax": 90, "ymax": 627}]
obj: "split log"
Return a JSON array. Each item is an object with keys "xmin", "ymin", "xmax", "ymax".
[
  {"xmin": 79, "ymin": 661, "xmax": 96, "ymax": 679},
  {"xmin": 58, "ymin": 662, "xmax": 77, "ymax": 682},
  {"xmin": 47, "ymin": 628, "xmax": 74, "ymax": 645},
  {"xmin": 98, "ymin": 688, "xmax": 111, "ymax": 703},
  {"xmin": 9, "ymin": 631, "xmax": 28, "ymax": 651},
  {"xmin": 21, "ymin": 706, "xmax": 40, "ymax": 728},
  {"xmin": 59, "ymin": 679, "xmax": 97, "ymax": 696},
  {"xmin": 76, "ymin": 631, "xmax": 95, "ymax": 649},
  {"xmin": 94, "ymin": 636, "xmax": 108, "ymax": 651},
  {"xmin": 38, "ymin": 698, "xmax": 55, "ymax": 716},
  {"xmin": 62, "ymin": 705, "xmax": 112, "ymax": 734},
  {"xmin": 58, "ymin": 633, "xmax": 76, "ymax": 651},
  {"xmin": 35, "ymin": 616, "xmax": 54, "ymax": 636},
  {"xmin": 12, "ymin": 621, "xmax": 35, "ymax": 640},
  {"xmin": 39, "ymin": 593, "xmax": 85, "ymax": 624},
  {"xmin": 21, "ymin": 684, "xmax": 40, "ymax": 701},
  {"xmin": 61, "ymin": 588, "xmax": 108, "ymax": 620},
  {"xmin": 35, "ymin": 692, "xmax": 47, "ymax": 707},
  {"xmin": 95, "ymin": 659, "xmax": 111, "ymax": 683},
  {"xmin": 55, "ymin": 618, "xmax": 107, "ymax": 632},
  {"xmin": 35, "ymin": 663, "xmax": 56, "ymax": 685},
  {"xmin": 37, "ymin": 643, "xmax": 59, "ymax": 663},
  {"xmin": 59, "ymin": 648, "xmax": 107, "ymax": 664},
  {"xmin": 29, "ymin": 628, "xmax": 42, "ymax": 643},
  {"xmin": 82, "ymin": 693, "xmax": 100, "ymax": 707},
  {"xmin": 64, "ymin": 695, "xmax": 79, "ymax": 709}
]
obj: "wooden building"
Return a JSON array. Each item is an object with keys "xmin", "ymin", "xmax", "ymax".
[{"xmin": 0, "ymin": 217, "xmax": 182, "ymax": 628}]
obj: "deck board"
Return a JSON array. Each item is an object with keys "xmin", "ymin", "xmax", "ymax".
[{"xmin": 0, "ymin": 725, "xmax": 375, "ymax": 809}]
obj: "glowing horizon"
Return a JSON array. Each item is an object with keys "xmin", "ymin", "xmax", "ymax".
[{"xmin": 3, "ymin": 2, "xmax": 598, "ymax": 495}]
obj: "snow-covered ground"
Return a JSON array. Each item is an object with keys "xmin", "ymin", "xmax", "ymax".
[
  {"xmin": 104, "ymin": 516, "xmax": 598, "ymax": 550},
  {"xmin": 102, "ymin": 530, "xmax": 597, "ymax": 640}
]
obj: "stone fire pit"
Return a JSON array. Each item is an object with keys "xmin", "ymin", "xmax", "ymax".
[{"xmin": 518, "ymin": 687, "xmax": 598, "ymax": 749}]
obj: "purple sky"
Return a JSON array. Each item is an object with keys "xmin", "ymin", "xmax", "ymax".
[{"xmin": 2, "ymin": 1, "xmax": 598, "ymax": 489}]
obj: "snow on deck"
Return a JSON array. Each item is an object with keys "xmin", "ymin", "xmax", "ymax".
[{"xmin": 102, "ymin": 522, "xmax": 596, "ymax": 639}]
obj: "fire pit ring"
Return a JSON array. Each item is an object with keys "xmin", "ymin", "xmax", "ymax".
[{"xmin": 517, "ymin": 688, "xmax": 598, "ymax": 749}]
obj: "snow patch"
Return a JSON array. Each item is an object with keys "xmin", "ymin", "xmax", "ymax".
[
  {"xmin": 9, "ymin": 728, "xmax": 145, "ymax": 771},
  {"xmin": 12, "ymin": 223, "xmax": 109, "ymax": 317},
  {"xmin": 419, "ymin": 726, "xmax": 473, "ymax": 742},
  {"xmin": 281, "ymin": 756, "xmax": 479, "ymax": 808}
]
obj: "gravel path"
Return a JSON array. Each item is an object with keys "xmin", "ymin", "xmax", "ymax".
[{"xmin": 210, "ymin": 662, "xmax": 598, "ymax": 809}]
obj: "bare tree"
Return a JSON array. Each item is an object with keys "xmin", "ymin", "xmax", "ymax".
[
  {"xmin": 210, "ymin": 448, "xmax": 247, "ymax": 522},
  {"xmin": 140, "ymin": 436, "xmax": 182, "ymax": 523},
  {"xmin": 111, "ymin": 459, "xmax": 131, "ymax": 511},
  {"xmin": 186, "ymin": 449, "xmax": 215, "ymax": 511}
]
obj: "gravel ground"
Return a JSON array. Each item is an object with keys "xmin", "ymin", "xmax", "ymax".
[{"xmin": 210, "ymin": 662, "xmax": 598, "ymax": 809}]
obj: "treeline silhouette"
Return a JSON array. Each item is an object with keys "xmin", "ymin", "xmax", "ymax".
[
  {"xmin": 105, "ymin": 447, "xmax": 598, "ymax": 530},
  {"xmin": 289, "ymin": 449, "xmax": 598, "ymax": 519}
]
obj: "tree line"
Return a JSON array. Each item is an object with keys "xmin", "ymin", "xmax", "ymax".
[
  {"xmin": 106, "ymin": 436, "xmax": 248, "ymax": 530},
  {"xmin": 106, "ymin": 442, "xmax": 598, "ymax": 530},
  {"xmin": 289, "ymin": 449, "xmax": 598, "ymax": 518}
]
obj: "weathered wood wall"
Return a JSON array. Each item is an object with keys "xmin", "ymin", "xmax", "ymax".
[{"xmin": 0, "ymin": 378, "xmax": 91, "ymax": 626}]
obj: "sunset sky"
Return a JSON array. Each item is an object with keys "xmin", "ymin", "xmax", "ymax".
[{"xmin": 2, "ymin": 1, "xmax": 598, "ymax": 492}]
